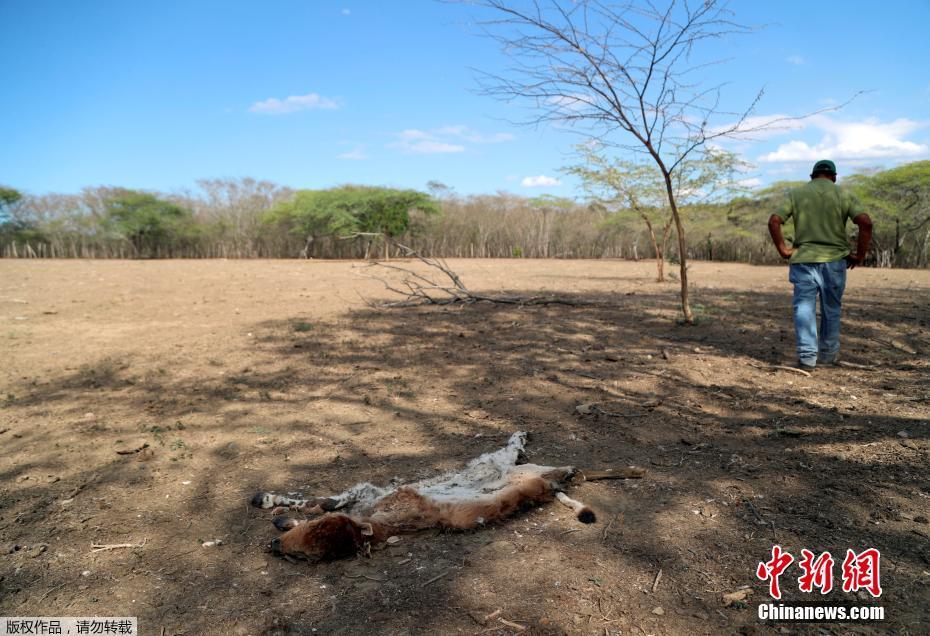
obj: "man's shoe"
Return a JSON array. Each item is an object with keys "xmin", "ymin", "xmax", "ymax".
[{"xmin": 797, "ymin": 361, "xmax": 816, "ymax": 372}]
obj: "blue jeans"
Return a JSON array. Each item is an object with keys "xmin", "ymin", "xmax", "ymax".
[{"xmin": 789, "ymin": 261, "xmax": 847, "ymax": 366}]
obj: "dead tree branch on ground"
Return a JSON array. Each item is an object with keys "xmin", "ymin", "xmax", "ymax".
[{"xmin": 359, "ymin": 239, "xmax": 598, "ymax": 307}]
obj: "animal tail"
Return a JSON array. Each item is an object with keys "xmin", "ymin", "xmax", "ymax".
[{"xmin": 555, "ymin": 491, "xmax": 596, "ymax": 524}]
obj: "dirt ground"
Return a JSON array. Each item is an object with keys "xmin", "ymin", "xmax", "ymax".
[{"xmin": 1, "ymin": 258, "xmax": 928, "ymax": 636}]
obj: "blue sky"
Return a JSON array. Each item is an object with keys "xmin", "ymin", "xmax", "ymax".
[{"xmin": 1, "ymin": 0, "xmax": 929, "ymax": 198}]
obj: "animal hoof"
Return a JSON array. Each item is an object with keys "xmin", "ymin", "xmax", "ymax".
[
  {"xmin": 270, "ymin": 538, "xmax": 282, "ymax": 555},
  {"xmin": 577, "ymin": 507, "xmax": 596, "ymax": 524}
]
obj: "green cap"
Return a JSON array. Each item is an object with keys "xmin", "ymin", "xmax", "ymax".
[{"xmin": 811, "ymin": 159, "xmax": 836, "ymax": 174}]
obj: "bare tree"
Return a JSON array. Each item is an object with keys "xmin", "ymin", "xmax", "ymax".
[{"xmin": 473, "ymin": 0, "xmax": 766, "ymax": 323}]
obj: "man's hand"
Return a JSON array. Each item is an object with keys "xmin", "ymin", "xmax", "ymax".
[
  {"xmin": 849, "ymin": 213, "xmax": 873, "ymax": 270},
  {"xmin": 845, "ymin": 252, "xmax": 864, "ymax": 269},
  {"xmin": 768, "ymin": 215, "xmax": 795, "ymax": 261}
]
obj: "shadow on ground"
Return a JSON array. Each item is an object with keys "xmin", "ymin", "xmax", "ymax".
[{"xmin": 2, "ymin": 284, "xmax": 929, "ymax": 635}]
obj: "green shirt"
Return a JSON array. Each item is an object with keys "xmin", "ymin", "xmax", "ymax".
[{"xmin": 774, "ymin": 179, "xmax": 864, "ymax": 264}]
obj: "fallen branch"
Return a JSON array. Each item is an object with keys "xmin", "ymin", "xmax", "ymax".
[
  {"xmin": 37, "ymin": 582, "xmax": 67, "ymax": 603},
  {"xmin": 498, "ymin": 617, "xmax": 528, "ymax": 632},
  {"xmin": 484, "ymin": 609, "xmax": 502, "ymax": 623},
  {"xmin": 91, "ymin": 538, "xmax": 146, "ymax": 553},
  {"xmin": 592, "ymin": 405, "xmax": 649, "ymax": 419},
  {"xmin": 582, "ymin": 467, "xmax": 647, "ymax": 480},
  {"xmin": 651, "ymin": 568, "xmax": 663, "ymax": 593},
  {"xmin": 768, "ymin": 365, "xmax": 811, "ymax": 377},
  {"xmin": 875, "ymin": 337, "xmax": 918, "ymax": 355},
  {"xmin": 421, "ymin": 569, "xmax": 452, "ymax": 587},
  {"xmin": 116, "ymin": 443, "xmax": 149, "ymax": 455},
  {"xmin": 361, "ymin": 239, "xmax": 598, "ymax": 307},
  {"xmin": 601, "ymin": 512, "xmax": 622, "ymax": 541},
  {"xmin": 575, "ymin": 403, "xmax": 648, "ymax": 419},
  {"xmin": 743, "ymin": 499, "xmax": 778, "ymax": 542},
  {"xmin": 835, "ymin": 360, "xmax": 875, "ymax": 370}
]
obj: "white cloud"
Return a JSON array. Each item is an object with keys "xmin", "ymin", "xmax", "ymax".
[
  {"xmin": 249, "ymin": 92, "xmax": 339, "ymax": 114},
  {"xmin": 338, "ymin": 148, "xmax": 367, "ymax": 160},
  {"xmin": 521, "ymin": 175, "xmax": 561, "ymax": 187},
  {"xmin": 389, "ymin": 130, "xmax": 464, "ymax": 154},
  {"xmin": 409, "ymin": 140, "xmax": 466, "ymax": 154},
  {"xmin": 758, "ymin": 116, "xmax": 930, "ymax": 163},
  {"xmin": 737, "ymin": 177, "xmax": 762, "ymax": 188},
  {"xmin": 388, "ymin": 125, "xmax": 514, "ymax": 155},
  {"xmin": 435, "ymin": 125, "xmax": 516, "ymax": 144},
  {"xmin": 786, "ymin": 55, "xmax": 805, "ymax": 65}
]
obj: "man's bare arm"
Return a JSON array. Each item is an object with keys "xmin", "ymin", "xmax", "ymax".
[
  {"xmin": 768, "ymin": 215, "xmax": 794, "ymax": 260},
  {"xmin": 846, "ymin": 213, "xmax": 873, "ymax": 269}
]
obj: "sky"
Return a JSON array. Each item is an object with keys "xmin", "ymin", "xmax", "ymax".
[{"xmin": 1, "ymin": 0, "xmax": 929, "ymax": 198}]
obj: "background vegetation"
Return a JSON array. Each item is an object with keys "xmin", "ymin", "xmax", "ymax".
[{"xmin": 1, "ymin": 160, "xmax": 928, "ymax": 268}]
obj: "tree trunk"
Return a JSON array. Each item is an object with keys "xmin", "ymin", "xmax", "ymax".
[
  {"xmin": 660, "ymin": 217, "xmax": 673, "ymax": 283},
  {"xmin": 299, "ymin": 235, "xmax": 314, "ymax": 259},
  {"xmin": 642, "ymin": 215, "xmax": 663, "ymax": 282},
  {"xmin": 661, "ymin": 170, "xmax": 693, "ymax": 324}
]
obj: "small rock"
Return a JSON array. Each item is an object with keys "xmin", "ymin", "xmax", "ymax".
[
  {"xmin": 901, "ymin": 440, "xmax": 920, "ymax": 451},
  {"xmin": 81, "ymin": 570, "xmax": 92, "ymax": 577},
  {"xmin": 84, "ymin": 412, "xmax": 95, "ymax": 420},
  {"xmin": 202, "ymin": 539, "xmax": 223, "ymax": 548},
  {"xmin": 722, "ymin": 588, "xmax": 753, "ymax": 606},
  {"xmin": 651, "ymin": 606, "xmax": 665, "ymax": 616},
  {"xmin": 28, "ymin": 544, "xmax": 48, "ymax": 558},
  {"xmin": 574, "ymin": 403, "xmax": 595, "ymax": 415},
  {"xmin": 915, "ymin": 515, "xmax": 929, "ymax": 524},
  {"xmin": 897, "ymin": 430, "xmax": 910, "ymax": 438},
  {"xmin": 218, "ymin": 442, "xmax": 240, "ymax": 459},
  {"xmin": 386, "ymin": 536, "xmax": 401, "ymax": 545}
]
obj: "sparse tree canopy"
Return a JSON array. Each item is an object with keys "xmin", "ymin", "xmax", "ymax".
[
  {"xmin": 568, "ymin": 143, "xmax": 747, "ymax": 281},
  {"xmin": 474, "ymin": 0, "xmax": 768, "ymax": 322}
]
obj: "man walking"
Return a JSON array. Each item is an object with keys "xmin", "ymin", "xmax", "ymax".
[{"xmin": 768, "ymin": 159, "xmax": 873, "ymax": 371}]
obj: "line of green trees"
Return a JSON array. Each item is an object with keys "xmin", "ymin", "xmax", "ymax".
[{"xmin": 2, "ymin": 161, "xmax": 928, "ymax": 267}]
